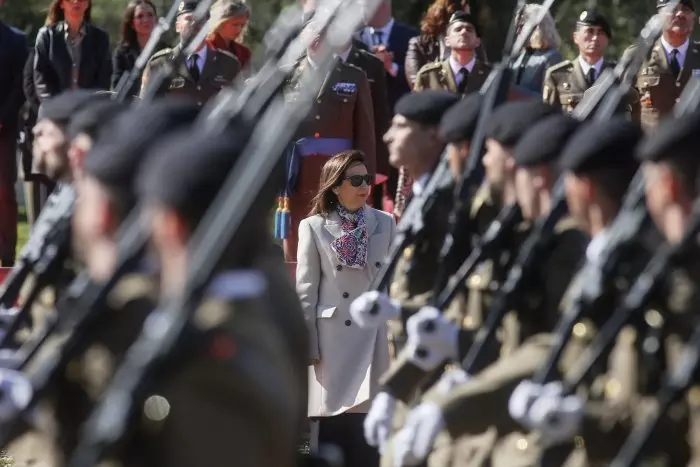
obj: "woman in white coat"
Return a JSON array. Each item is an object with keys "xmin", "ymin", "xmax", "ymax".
[{"xmin": 296, "ymin": 150, "xmax": 395, "ymax": 467}]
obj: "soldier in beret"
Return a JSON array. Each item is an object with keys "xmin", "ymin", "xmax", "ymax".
[
  {"xmin": 140, "ymin": 0, "xmax": 241, "ymax": 106},
  {"xmin": 543, "ymin": 10, "xmax": 614, "ymax": 113},
  {"xmin": 622, "ymin": 0, "xmax": 700, "ymax": 131},
  {"xmin": 414, "ymin": 11, "xmax": 491, "ymax": 95}
]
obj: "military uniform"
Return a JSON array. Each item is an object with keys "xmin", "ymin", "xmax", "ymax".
[
  {"xmin": 542, "ymin": 59, "xmax": 615, "ymax": 113},
  {"xmin": 140, "ymin": 43, "xmax": 240, "ymax": 106},
  {"xmin": 414, "ymin": 59, "xmax": 491, "ymax": 94}
]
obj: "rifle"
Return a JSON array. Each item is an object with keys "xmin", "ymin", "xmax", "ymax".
[{"xmin": 68, "ymin": 0, "xmax": 380, "ymax": 464}]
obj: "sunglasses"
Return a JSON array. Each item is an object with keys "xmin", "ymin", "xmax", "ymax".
[{"xmin": 343, "ymin": 174, "xmax": 374, "ymax": 187}]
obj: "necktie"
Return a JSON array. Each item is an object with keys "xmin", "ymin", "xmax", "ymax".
[
  {"xmin": 189, "ymin": 54, "xmax": 200, "ymax": 83},
  {"xmin": 586, "ymin": 67, "xmax": 596, "ymax": 88},
  {"xmin": 457, "ymin": 68, "xmax": 469, "ymax": 93},
  {"xmin": 372, "ymin": 30, "xmax": 383, "ymax": 46},
  {"xmin": 670, "ymin": 49, "xmax": 681, "ymax": 78}
]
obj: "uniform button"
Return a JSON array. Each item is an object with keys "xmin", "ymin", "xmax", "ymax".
[
  {"xmin": 336, "ymin": 265, "xmax": 342, "ymax": 271},
  {"xmin": 375, "ymin": 261, "xmax": 381, "ymax": 268},
  {"xmin": 342, "ymin": 292, "xmax": 349, "ymax": 298},
  {"xmin": 317, "ymin": 98, "xmax": 322, "ymax": 103},
  {"xmin": 197, "ymin": 85, "xmax": 202, "ymax": 90},
  {"xmin": 516, "ymin": 438, "xmax": 528, "ymax": 450},
  {"xmin": 314, "ymin": 132, "xmax": 320, "ymax": 138},
  {"xmin": 676, "ymin": 82, "xmax": 681, "ymax": 88},
  {"xmin": 345, "ymin": 320, "xmax": 352, "ymax": 326},
  {"xmin": 315, "ymin": 115, "xmax": 320, "ymax": 120},
  {"xmin": 343, "ymin": 98, "xmax": 348, "ymax": 103}
]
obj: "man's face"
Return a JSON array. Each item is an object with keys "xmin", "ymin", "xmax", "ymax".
[
  {"xmin": 643, "ymin": 162, "xmax": 675, "ymax": 230},
  {"xmin": 514, "ymin": 166, "xmax": 542, "ymax": 220},
  {"xmin": 446, "ymin": 141, "xmax": 469, "ymax": 180},
  {"xmin": 573, "ymin": 25, "xmax": 609, "ymax": 58},
  {"xmin": 444, "ymin": 21, "xmax": 480, "ymax": 52},
  {"xmin": 67, "ymin": 132, "xmax": 92, "ymax": 181},
  {"xmin": 73, "ymin": 175, "xmax": 113, "ymax": 276},
  {"xmin": 176, "ymin": 12, "xmax": 201, "ymax": 40},
  {"xmin": 482, "ymin": 138, "xmax": 514, "ymax": 191},
  {"xmin": 564, "ymin": 171, "xmax": 591, "ymax": 230},
  {"xmin": 662, "ymin": 4, "xmax": 695, "ymax": 37},
  {"xmin": 32, "ymin": 118, "xmax": 70, "ymax": 181},
  {"xmin": 384, "ymin": 114, "xmax": 436, "ymax": 173},
  {"xmin": 302, "ymin": 23, "xmax": 325, "ymax": 57}
]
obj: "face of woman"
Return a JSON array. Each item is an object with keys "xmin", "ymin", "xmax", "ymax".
[
  {"xmin": 133, "ymin": 4, "xmax": 156, "ymax": 37},
  {"xmin": 61, "ymin": 0, "xmax": 90, "ymax": 21},
  {"xmin": 218, "ymin": 15, "xmax": 248, "ymax": 42},
  {"xmin": 333, "ymin": 162, "xmax": 371, "ymax": 212}
]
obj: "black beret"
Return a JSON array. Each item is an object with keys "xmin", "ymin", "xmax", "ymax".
[
  {"xmin": 38, "ymin": 90, "xmax": 111, "ymax": 126},
  {"xmin": 576, "ymin": 10, "xmax": 612, "ymax": 39},
  {"xmin": 137, "ymin": 130, "xmax": 247, "ymax": 224},
  {"xmin": 636, "ymin": 110, "xmax": 700, "ymax": 163},
  {"xmin": 66, "ymin": 100, "xmax": 128, "ymax": 142},
  {"xmin": 514, "ymin": 114, "xmax": 581, "ymax": 168},
  {"xmin": 177, "ymin": 0, "xmax": 201, "ymax": 16},
  {"xmin": 439, "ymin": 93, "xmax": 484, "ymax": 143},
  {"xmin": 657, "ymin": 0, "xmax": 695, "ymax": 11},
  {"xmin": 559, "ymin": 118, "xmax": 642, "ymax": 174},
  {"xmin": 486, "ymin": 101, "xmax": 558, "ymax": 147},
  {"xmin": 448, "ymin": 11, "xmax": 480, "ymax": 36},
  {"xmin": 84, "ymin": 99, "xmax": 201, "ymax": 203},
  {"xmin": 395, "ymin": 90, "xmax": 461, "ymax": 126}
]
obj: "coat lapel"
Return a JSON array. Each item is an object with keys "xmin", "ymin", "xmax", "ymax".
[
  {"xmin": 466, "ymin": 59, "xmax": 489, "ymax": 94},
  {"xmin": 363, "ymin": 205, "xmax": 378, "ymax": 237},
  {"xmin": 174, "ymin": 44, "xmax": 195, "ymax": 82},
  {"xmin": 316, "ymin": 57, "xmax": 342, "ymax": 100},
  {"xmin": 442, "ymin": 60, "xmax": 458, "ymax": 93},
  {"xmin": 571, "ymin": 59, "xmax": 588, "ymax": 91},
  {"xmin": 199, "ymin": 46, "xmax": 216, "ymax": 83},
  {"xmin": 324, "ymin": 212, "xmax": 344, "ymax": 239},
  {"xmin": 679, "ymin": 41, "xmax": 700, "ymax": 85}
]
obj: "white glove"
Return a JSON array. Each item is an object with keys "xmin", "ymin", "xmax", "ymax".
[
  {"xmin": 393, "ymin": 402, "xmax": 445, "ymax": 467},
  {"xmin": 404, "ymin": 306, "xmax": 459, "ymax": 371},
  {"xmin": 364, "ymin": 391, "xmax": 397, "ymax": 453},
  {"xmin": 350, "ymin": 291, "xmax": 401, "ymax": 328},
  {"xmin": 434, "ymin": 367, "xmax": 471, "ymax": 395},
  {"xmin": 508, "ymin": 379, "xmax": 544, "ymax": 428},
  {"xmin": 528, "ymin": 382, "xmax": 585, "ymax": 447}
]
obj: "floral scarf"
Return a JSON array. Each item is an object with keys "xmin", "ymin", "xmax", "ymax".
[{"xmin": 331, "ymin": 205, "xmax": 368, "ymax": 269}]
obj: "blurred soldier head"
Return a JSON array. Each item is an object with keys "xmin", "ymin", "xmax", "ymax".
[
  {"xmin": 32, "ymin": 90, "xmax": 110, "ymax": 182},
  {"xmin": 637, "ymin": 110, "xmax": 700, "ymax": 244},
  {"xmin": 572, "ymin": 10, "xmax": 610, "ymax": 64},
  {"xmin": 74, "ymin": 100, "xmax": 200, "ymax": 281},
  {"xmin": 385, "ymin": 91, "xmax": 459, "ymax": 179},
  {"xmin": 483, "ymin": 101, "xmax": 557, "ymax": 201},
  {"xmin": 439, "ymin": 93, "xmax": 483, "ymax": 179},
  {"xmin": 175, "ymin": 0, "xmax": 208, "ymax": 45},
  {"xmin": 658, "ymin": 0, "xmax": 696, "ymax": 41},
  {"xmin": 513, "ymin": 114, "xmax": 579, "ymax": 220},
  {"xmin": 559, "ymin": 118, "xmax": 641, "ymax": 234},
  {"xmin": 444, "ymin": 11, "xmax": 481, "ymax": 54}
]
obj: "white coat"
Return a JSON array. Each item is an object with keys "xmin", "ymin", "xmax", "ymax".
[{"xmin": 296, "ymin": 205, "xmax": 395, "ymax": 417}]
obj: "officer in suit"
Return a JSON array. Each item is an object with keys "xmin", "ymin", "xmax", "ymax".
[
  {"xmin": 543, "ymin": 10, "xmax": 613, "ymax": 113},
  {"xmin": 414, "ymin": 12, "xmax": 491, "ymax": 94},
  {"xmin": 140, "ymin": 0, "xmax": 241, "ymax": 106},
  {"xmin": 0, "ymin": 20, "xmax": 27, "ymax": 265},
  {"xmin": 622, "ymin": 0, "xmax": 700, "ymax": 132},
  {"xmin": 279, "ymin": 14, "xmax": 376, "ymax": 262}
]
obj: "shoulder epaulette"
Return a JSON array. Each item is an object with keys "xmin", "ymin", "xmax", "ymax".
[
  {"xmin": 108, "ymin": 273, "xmax": 158, "ymax": 309},
  {"xmin": 341, "ymin": 61, "xmax": 365, "ymax": 74},
  {"xmin": 548, "ymin": 60, "xmax": 573, "ymax": 74},
  {"xmin": 148, "ymin": 47, "xmax": 172, "ymax": 63},
  {"xmin": 419, "ymin": 61, "xmax": 443, "ymax": 73},
  {"xmin": 554, "ymin": 216, "xmax": 583, "ymax": 235},
  {"xmin": 215, "ymin": 48, "xmax": 239, "ymax": 61}
]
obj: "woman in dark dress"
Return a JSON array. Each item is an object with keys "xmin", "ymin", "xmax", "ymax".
[
  {"xmin": 111, "ymin": 0, "xmax": 166, "ymax": 97},
  {"xmin": 33, "ymin": 0, "xmax": 112, "ymax": 103}
]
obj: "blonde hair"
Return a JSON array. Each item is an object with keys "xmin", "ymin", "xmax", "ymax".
[
  {"xmin": 208, "ymin": 0, "xmax": 251, "ymax": 41},
  {"xmin": 520, "ymin": 3, "xmax": 561, "ymax": 50}
]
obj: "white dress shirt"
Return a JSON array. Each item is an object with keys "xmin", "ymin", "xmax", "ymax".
[
  {"xmin": 363, "ymin": 17, "xmax": 399, "ymax": 77},
  {"xmin": 661, "ymin": 36, "xmax": 689, "ymax": 69},
  {"xmin": 578, "ymin": 56, "xmax": 604, "ymax": 82},
  {"xmin": 449, "ymin": 55, "xmax": 476, "ymax": 86},
  {"xmin": 411, "ymin": 173, "xmax": 430, "ymax": 197}
]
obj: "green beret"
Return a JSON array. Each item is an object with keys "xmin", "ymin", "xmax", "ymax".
[
  {"xmin": 514, "ymin": 114, "xmax": 581, "ymax": 167},
  {"xmin": 439, "ymin": 93, "xmax": 483, "ymax": 143},
  {"xmin": 486, "ymin": 101, "xmax": 558, "ymax": 147},
  {"xmin": 395, "ymin": 90, "xmax": 461, "ymax": 126}
]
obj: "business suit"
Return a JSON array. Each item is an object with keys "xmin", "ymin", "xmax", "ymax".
[
  {"xmin": 297, "ymin": 205, "xmax": 394, "ymax": 466},
  {"xmin": 33, "ymin": 22, "xmax": 112, "ymax": 102},
  {"xmin": 414, "ymin": 57, "xmax": 491, "ymax": 94},
  {"xmin": 0, "ymin": 22, "xmax": 27, "ymax": 265}
]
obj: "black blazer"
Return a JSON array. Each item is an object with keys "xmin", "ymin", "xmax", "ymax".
[
  {"xmin": 111, "ymin": 41, "xmax": 168, "ymax": 97},
  {"xmin": 0, "ymin": 22, "xmax": 28, "ymax": 132},
  {"xmin": 33, "ymin": 22, "xmax": 111, "ymax": 102}
]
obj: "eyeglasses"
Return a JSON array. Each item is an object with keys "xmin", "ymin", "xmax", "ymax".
[{"xmin": 343, "ymin": 174, "xmax": 373, "ymax": 187}]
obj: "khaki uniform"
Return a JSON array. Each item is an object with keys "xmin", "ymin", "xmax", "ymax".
[
  {"xmin": 140, "ymin": 43, "xmax": 240, "ymax": 106},
  {"xmin": 542, "ymin": 59, "xmax": 615, "ymax": 113},
  {"xmin": 414, "ymin": 58, "xmax": 491, "ymax": 94},
  {"xmin": 622, "ymin": 39, "xmax": 700, "ymax": 132}
]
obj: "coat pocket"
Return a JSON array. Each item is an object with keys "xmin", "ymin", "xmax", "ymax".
[{"xmin": 316, "ymin": 305, "xmax": 337, "ymax": 318}]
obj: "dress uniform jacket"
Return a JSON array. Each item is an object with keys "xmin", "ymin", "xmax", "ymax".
[
  {"xmin": 414, "ymin": 58, "xmax": 491, "ymax": 94},
  {"xmin": 140, "ymin": 43, "xmax": 240, "ymax": 106},
  {"xmin": 542, "ymin": 59, "xmax": 614, "ymax": 113},
  {"xmin": 622, "ymin": 40, "xmax": 700, "ymax": 132},
  {"xmin": 296, "ymin": 206, "xmax": 395, "ymax": 417},
  {"xmin": 283, "ymin": 58, "xmax": 375, "ymax": 262}
]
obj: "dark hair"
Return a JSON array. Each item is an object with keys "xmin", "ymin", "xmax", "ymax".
[
  {"xmin": 587, "ymin": 165, "xmax": 638, "ymax": 207},
  {"xmin": 119, "ymin": 0, "xmax": 158, "ymax": 48},
  {"xmin": 308, "ymin": 150, "xmax": 367, "ymax": 217},
  {"xmin": 46, "ymin": 0, "xmax": 92, "ymax": 26},
  {"xmin": 420, "ymin": 0, "xmax": 469, "ymax": 38},
  {"xmin": 667, "ymin": 157, "xmax": 700, "ymax": 199}
]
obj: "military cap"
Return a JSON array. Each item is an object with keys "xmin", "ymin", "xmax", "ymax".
[
  {"xmin": 439, "ymin": 93, "xmax": 484, "ymax": 143},
  {"xmin": 559, "ymin": 118, "xmax": 642, "ymax": 174},
  {"xmin": 37, "ymin": 90, "xmax": 111, "ymax": 125},
  {"xmin": 657, "ymin": 0, "xmax": 694, "ymax": 11},
  {"xmin": 448, "ymin": 11, "xmax": 480, "ymax": 36},
  {"xmin": 177, "ymin": 0, "xmax": 207, "ymax": 17},
  {"xmin": 485, "ymin": 101, "xmax": 558, "ymax": 147},
  {"xmin": 66, "ymin": 100, "xmax": 128, "ymax": 142},
  {"xmin": 84, "ymin": 100, "xmax": 201, "ymax": 203},
  {"xmin": 395, "ymin": 90, "xmax": 460, "ymax": 126},
  {"xmin": 138, "ymin": 130, "xmax": 247, "ymax": 223},
  {"xmin": 576, "ymin": 10, "xmax": 612, "ymax": 38},
  {"xmin": 637, "ymin": 110, "xmax": 700, "ymax": 163},
  {"xmin": 514, "ymin": 114, "xmax": 581, "ymax": 168}
]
